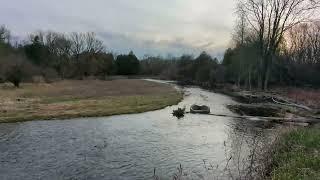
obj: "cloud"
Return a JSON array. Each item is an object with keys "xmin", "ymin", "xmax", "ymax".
[{"xmin": 0, "ymin": 0, "xmax": 236, "ymax": 58}]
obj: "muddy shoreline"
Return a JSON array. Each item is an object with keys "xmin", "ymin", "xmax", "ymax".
[
  {"xmin": 222, "ymin": 90, "xmax": 320, "ymax": 126},
  {"xmin": 176, "ymin": 81, "xmax": 320, "ymax": 125}
]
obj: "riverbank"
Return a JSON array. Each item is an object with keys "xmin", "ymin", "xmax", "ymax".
[
  {"xmin": 0, "ymin": 79, "xmax": 182, "ymax": 123},
  {"xmin": 269, "ymin": 126, "xmax": 320, "ymax": 179},
  {"xmin": 219, "ymin": 87, "xmax": 320, "ymax": 179},
  {"xmin": 220, "ymin": 87, "xmax": 320, "ymax": 124}
]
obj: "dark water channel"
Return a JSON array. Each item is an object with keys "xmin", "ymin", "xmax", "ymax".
[{"xmin": 0, "ymin": 81, "xmax": 284, "ymax": 179}]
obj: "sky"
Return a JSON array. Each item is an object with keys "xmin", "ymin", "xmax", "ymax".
[{"xmin": 0, "ymin": 0, "xmax": 236, "ymax": 58}]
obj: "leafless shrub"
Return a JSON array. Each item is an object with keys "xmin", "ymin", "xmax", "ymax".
[{"xmin": 0, "ymin": 54, "xmax": 38, "ymax": 87}]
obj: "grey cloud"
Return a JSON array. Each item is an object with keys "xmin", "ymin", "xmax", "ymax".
[
  {"xmin": 0, "ymin": 0, "xmax": 236, "ymax": 58},
  {"xmin": 97, "ymin": 31, "xmax": 224, "ymax": 59}
]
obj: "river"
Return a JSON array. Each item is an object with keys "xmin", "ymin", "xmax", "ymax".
[{"xmin": 0, "ymin": 81, "xmax": 284, "ymax": 179}]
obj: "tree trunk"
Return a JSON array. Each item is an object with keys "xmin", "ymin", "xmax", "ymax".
[
  {"xmin": 248, "ymin": 68, "xmax": 252, "ymax": 91},
  {"xmin": 237, "ymin": 76, "xmax": 241, "ymax": 88},
  {"xmin": 13, "ymin": 80, "xmax": 20, "ymax": 88},
  {"xmin": 263, "ymin": 66, "xmax": 270, "ymax": 90},
  {"xmin": 257, "ymin": 57, "xmax": 263, "ymax": 90},
  {"xmin": 263, "ymin": 53, "xmax": 274, "ymax": 91}
]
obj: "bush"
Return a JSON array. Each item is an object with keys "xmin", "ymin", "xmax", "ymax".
[{"xmin": 1, "ymin": 54, "xmax": 38, "ymax": 87}]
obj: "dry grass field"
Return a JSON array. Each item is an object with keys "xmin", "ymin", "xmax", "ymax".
[
  {"xmin": 272, "ymin": 87, "xmax": 320, "ymax": 112},
  {"xmin": 285, "ymin": 88, "xmax": 320, "ymax": 109},
  {"xmin": 0, "ymin": 79, "xmax": 182, "ymax": 123}
]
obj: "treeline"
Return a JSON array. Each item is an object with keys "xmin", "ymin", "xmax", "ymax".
[
  {"xmin": 140, "ymin": 52, "xmax": 224, "ymax": 87},
  {"xmin": 1, "ymin": 0, "xmax": 320, "ymax": 91},
  {"xmin": 140, "ymin": 53, "xmax": 224, "ymax": 87},
  {"xmin": 0, "ymin": 25, "xmax": 225, "ymax": 88},
  {"xmin": 0, "ymin": 26, "xmax": 140, "ymax": 86}
]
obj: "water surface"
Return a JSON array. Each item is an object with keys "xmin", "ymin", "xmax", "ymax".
[{"xmin": 0, "ymin": 82, "xmax": 282, "ymax": 179}]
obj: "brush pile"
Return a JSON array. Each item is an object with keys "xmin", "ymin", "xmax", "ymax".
[{"xmin": 172, "ymin": 107, "xmax": 185, "ymax": 119}]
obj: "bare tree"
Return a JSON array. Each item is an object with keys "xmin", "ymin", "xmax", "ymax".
[
  {"xmin": 51, "ymin": 33, "xmax": 72, "ymax": 78},
  {"xmin": 0, "ymin": 25, "xmax": 11, "ymax": 44},
  {"xmin": 70, "ymin": 32, "xmax": 86, "ymax": 60},
  {"xmin": 288, "ymin": 22, "xmax": 320, "ymax": 64},
  {"xmin": 85, "ymin": 32, "xmax": 105, "ymax": 53},
  {"xmin": 29, "ymin": 31, "xmax": 45, "ymax": 44},
  {"xmin": 240, "ymin": 0, "xmax": 320, "ymax": 90},
  {"xmin": 234, "ymin": 4, "xmax": 249, "ymax": 47},
  {"xmin": 233, "ymin": 4, "xmax": 248, "ymax": 88}
]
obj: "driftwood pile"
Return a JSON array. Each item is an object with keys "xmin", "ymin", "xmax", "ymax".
[
  {"xmin": 233, "ymin": 92, "xmax": 313, "ymax": 111},
  {"xmin": 227, "ymin": 91, "xmax": 320, "ymax": 125}
]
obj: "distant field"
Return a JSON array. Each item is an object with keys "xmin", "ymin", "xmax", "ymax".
[{"xmin": 0, "ymin": 79, "xmax": 182, "ymax": 123}]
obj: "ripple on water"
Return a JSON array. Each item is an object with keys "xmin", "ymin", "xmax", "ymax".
[{"xmin": 0, "ymin": 85, "xmax": 283, "ymax": 179}]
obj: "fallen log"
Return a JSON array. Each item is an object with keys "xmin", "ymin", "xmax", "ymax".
[
  {"xmin": 234, "ymin": 91, "xmax": 313, "ymax": 111},
  {"xmin": 271, "ymin": 97, "xmax": 312, "ymax": 111},
  {"xmin": 185, "ymin": 112, "xmax": 319, "ymax": 124}
]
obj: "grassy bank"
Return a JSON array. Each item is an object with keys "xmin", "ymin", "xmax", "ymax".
[
  {"xmin": 0, "ymin": 79, "xmax": 182, "ymax": 123},
  {"xmin": 270, "ymin": 127, "xmax": 320, "ymax": 179}
]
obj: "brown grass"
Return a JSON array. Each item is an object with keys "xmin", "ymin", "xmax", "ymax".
[
  {"xmin": 270, "ymin": 87, "xmax": 320, "ymax": 109},
  {"xmin": 285, "ymin": 88, "xmax": 320, "ymax": 109},
  {"xmin": 0, "ymin": 79, "xmax": 182, "ymax": 123}
]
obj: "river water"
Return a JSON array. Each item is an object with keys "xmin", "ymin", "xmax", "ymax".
[{"xmin": 0, "ymin": 81, "xmax": 283, "ymax": 179}]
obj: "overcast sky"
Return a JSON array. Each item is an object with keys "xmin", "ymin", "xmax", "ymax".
[{"xmin": 0, "ymin": 0, "xmax": 236, "ymax": 58}]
